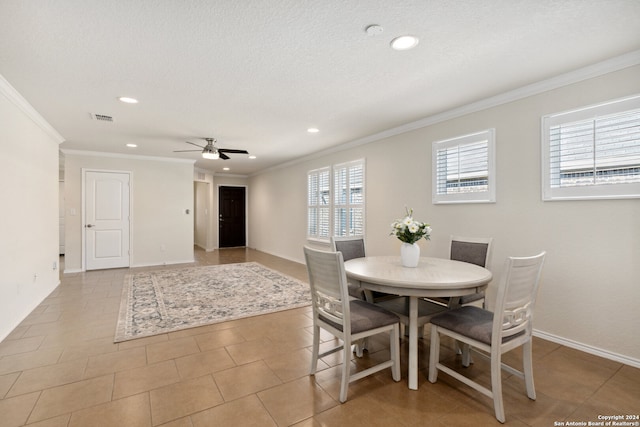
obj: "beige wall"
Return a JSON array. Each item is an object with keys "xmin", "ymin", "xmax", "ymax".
[
  {"xmin": 248, "ymin": 65, "xmax": 640, "ymax": 365},
  {"xmin": 0, "ymin": 77, "xmax": 61, "ymax": 341},
  {"xmin": 63, "ymin": 152, "xmax": 195, "ymax": 271}
]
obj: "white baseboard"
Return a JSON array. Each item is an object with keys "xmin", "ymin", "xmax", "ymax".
[
  {"xmin": 533, "ymin": 329, "xmax": 640, "ymax": 369},
  {"xmin": 64, "ymin": 259, "xmax": 196, "ymax": 273},
  {"xmin": 130, "ymin": 259, "xmax": 195, "ymax": 268}
]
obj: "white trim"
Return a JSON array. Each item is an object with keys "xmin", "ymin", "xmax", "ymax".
[
  {"xmin": 533, "ymin": 329, "xmax": 640, "ymax": 369},
  {"xmin": 432, "ymin": 129, "xmax": 496, "ymax": 204},
  {"xmin": 251, "ymin": 49, "xmax": 640, "ymax": 178},
  {"xmin": 0, "ymin": 74, "xmax": 65, "ymax": 144},
  {"xmin": 62, "ymin": 149, "xmax": 195, "ymax": 164},
  {"xmin": 131, "ymin": 259, "xmax": 195, "ymax": 268},
  {"xmin": 541, "ymin": 94, "xmax": 640, "ymax": 201},
  {"xmin": 213, "ymin": 172, "xmax": 249, "ymax": 179}
]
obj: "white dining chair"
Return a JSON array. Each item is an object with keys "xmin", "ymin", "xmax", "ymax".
[
  {"xmin": 428, "ymin": 235, "xmax": 493, "ymax": 308},
  {"xmin": 428, "ymin": 252, "xmax": 546, "ymax": 423},
  {"xmin": 331, "ymin": 236, "xmax": 393, "ymax": 303},
  {"xmin": 330, "ymin": 236, "xmax": 368, "ymax": 301},
  {"xmin": 304, "ymin": 246, "xmax": 401, "ymax": 403}
]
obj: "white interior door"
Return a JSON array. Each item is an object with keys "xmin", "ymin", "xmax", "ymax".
[{"xmin": 85, "ymin": 171, "xmax": 130, "ymax": 270}]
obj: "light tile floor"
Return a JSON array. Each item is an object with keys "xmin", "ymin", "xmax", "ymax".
[{"xmin": 0, "ymin": 248, "xmax": 638, "ymax": 426}]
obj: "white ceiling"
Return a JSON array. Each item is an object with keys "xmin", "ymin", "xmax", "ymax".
[{"xmin": 1, "ymin": 1, "xmax": 640, "ymax": 175}]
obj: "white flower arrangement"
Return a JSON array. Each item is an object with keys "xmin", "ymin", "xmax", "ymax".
[{"xmin": 390, "ymin": 208, "xmax": 432, "ymax": 244}]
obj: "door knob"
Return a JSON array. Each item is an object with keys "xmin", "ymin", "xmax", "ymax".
[{"xmin": 86, "ymin": 224, "xmax": 94, "ymax": 228}]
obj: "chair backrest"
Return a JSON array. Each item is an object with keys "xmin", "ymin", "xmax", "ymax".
[
  {"xmin": 450, "ymin": 236, "xmax": 493, "ymax": 268},
  {"xmin": 492, "ymin": 252, "xmax": 546, "ymax": 344},
  {"xmin": 303, "ymin": 246, "xmax": 351, "ymax": 333},
  {"xmin": 331, "ymin": 236, "xmax": 366, "ymax": 262}
]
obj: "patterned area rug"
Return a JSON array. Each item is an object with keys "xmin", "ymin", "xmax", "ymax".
[{"xmin": 114, "ymin": 262, "xmax": 311, "ymax": 342}]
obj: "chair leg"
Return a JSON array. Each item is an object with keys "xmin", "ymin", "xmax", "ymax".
[
  {"xmin": 310, "ymin": 325, "xmax": 320, "ymax": 375},
  {"xmin": 339, "ymin": 336, "xmax": 351, "ymax": 403},
  {"xmin": 428, "ymin": 325, "xmax": 440, "ymax": 383},
  {"xmin": 461, "ymin": 343, "xmax": 472, "ymax": 367},
  {"xmin": 353, "ymin": 337, "xmax": 369, "ymax": 356},
  {"xmin": 390, "ymin": 324, "xmax": 401, "ymax": 381},
  {"xmin": 490, "ymin": 349, "xmax": 505, "ymax": 423},
  {"xmin": 523, "ymin": 340, "xmax": 536, "ymax": 400}
]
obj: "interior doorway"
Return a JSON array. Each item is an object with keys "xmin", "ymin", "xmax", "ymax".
[
  {"xmin": 218, "ymin": 186, "xmax": 246, "ymax": 248},
  {"xmin": 194, "ymin": 181, "xmax": 209, "ymax": 250}
]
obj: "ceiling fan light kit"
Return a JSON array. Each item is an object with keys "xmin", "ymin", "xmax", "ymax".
[
  {"xmin": 173, "ymin": 138, "xmax": 249, "ymax": 160},
  {"xmin": 202, "ymin": 150, "xmax": 219, "ymax": 160}
]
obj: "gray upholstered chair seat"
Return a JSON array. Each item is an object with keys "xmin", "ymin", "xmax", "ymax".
[
  {"xmin": 430, "ymin": 306, "xmax": 524, "ymax": 346},
  {"xmin": 320, "ymin": 300, "xmax": 400, "ymax": 334}
]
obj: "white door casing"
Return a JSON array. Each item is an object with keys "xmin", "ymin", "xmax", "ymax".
[
  {"xmin": 84, "ymin": 170, "xmax": 131, "ymax": 270},
  {"xmin": 59, "ymin": 181, "xmax": 65, "ymax": 255}
]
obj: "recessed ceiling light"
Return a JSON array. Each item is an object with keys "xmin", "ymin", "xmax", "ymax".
[
  {"xmin": 118, "ymin": 97, "xmax": 139, "ymax": 104},
  {"xmin": 126, "ymin": 143, "xmax": 137, "ymax": 148},
  {"xmin": 223, "ymin": 167, "xmax": 230, "ymax": 171},
  {"xmin": 307, "ymin": 128, "xmax": 319, "ymax": 133},
  {"xmin": 390, "ymin": 35, "xmax": 419, "ymax": 51},
  {"xmin": 249, "ymin": 155, "xmax": 257, "ymax": 159}
]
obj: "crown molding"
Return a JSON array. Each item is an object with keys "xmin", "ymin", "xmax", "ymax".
[
  {"xmin": 61, "ymin": 149, "xmax": 196, "ymax": 164},
  {"xmin": 252, "ymin": 49, "xmax": 640, "ymax": 177},
  {"xmin": 0, "ymin": 74, "xmax": 65, "ymax": 144},
  {"xmin": 213, "ymin": 172, "xmax": 249, "ymax": 179}
]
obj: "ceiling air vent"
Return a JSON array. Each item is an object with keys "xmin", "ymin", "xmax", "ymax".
[{"xmin": 89, "ymin": 113, "xmax": 114, "ymax": 122}]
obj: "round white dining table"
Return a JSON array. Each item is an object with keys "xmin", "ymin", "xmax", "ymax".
[{"xmin": 343, "ymin": 256, "xmax": 493, "ymax": 390}]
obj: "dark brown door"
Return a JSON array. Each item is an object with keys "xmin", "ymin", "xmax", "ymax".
[{"xmin": 219, "ymin": 186, "xmax": 246, "ymax": 248}]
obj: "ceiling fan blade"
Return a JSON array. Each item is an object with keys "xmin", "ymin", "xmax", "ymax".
[
  {"xmin": 218, "ymin": 148, "xmax": 249, "ymax": 154},
  {"xmin": 184, "ymin": 141, "xmax": 205, "ymax": 149},
  {"xmin": 219, "ymin": 152, "xmax": 230, "ymax": 160},
  {"xmin": 173, "ymin": 149, "xmax": 202, "ymax": 152}
]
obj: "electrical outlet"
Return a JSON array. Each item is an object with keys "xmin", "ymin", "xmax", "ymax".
[{"xmin": 53, "ymin": 261, "xmax": 57, "ymax": 270}]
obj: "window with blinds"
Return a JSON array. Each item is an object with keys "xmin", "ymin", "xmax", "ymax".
[
  {"xmin": 333, "ymin": 160, "xmax": 365, "ymax": 237},
  {"xmin": 307, "ymin": 160, "xmax": 365, "ymax": 241},
  {"xmin": 432, "ymin": 129, "xmax": 496, "ymax": 204},
  {"xmin": 307, "ymin": 167, "xmax": 330, "ymax": 239},
  {"xmin": 542, "ymin": 94, "xmax": 640, "ymax": 200}
]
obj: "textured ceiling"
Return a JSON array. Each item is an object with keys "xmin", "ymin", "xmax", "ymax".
[{"xmin": 1, "ymin": 0, "xmax": 640, "ymax": 175}]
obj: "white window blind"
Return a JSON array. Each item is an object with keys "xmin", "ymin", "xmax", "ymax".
[
  {"xmin": 307, "ymin": 167, "xmax": 330, "ymax": 239},
  {"xmin": 432, "ymin": 129, "xmax": 496, "ymax": 204},
  {"xmin": 307, "ymin": 160, "xmax": 365, "ymax": 241},
  {"xmin": 542, "ymin": 94, "xmax": 640, "ymax": 200},
  {"xmin": 333, "ymin": 160, "xmax": 365, "ymax": 237}
]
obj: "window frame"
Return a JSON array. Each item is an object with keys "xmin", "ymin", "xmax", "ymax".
[
  {"xmin": 432, "ymin": 128, "xmax": 496, "ymax": 204},
  {"xmin": 306, "ymin": 159, "xmax": 365, "ymax": 242},
  {"xmin": 541, "ymin": 94, "xmax": 640, "ymax": 201}
]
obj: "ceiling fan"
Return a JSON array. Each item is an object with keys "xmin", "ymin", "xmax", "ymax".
[{"xmin": 174, "ymin": 138, "xmax": 249, "ymax": 160}]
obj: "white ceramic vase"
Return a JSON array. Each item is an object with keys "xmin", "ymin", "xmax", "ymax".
[{"xmin": 400, "ymin": 242, "xmax": 420, "ymax": 267}]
